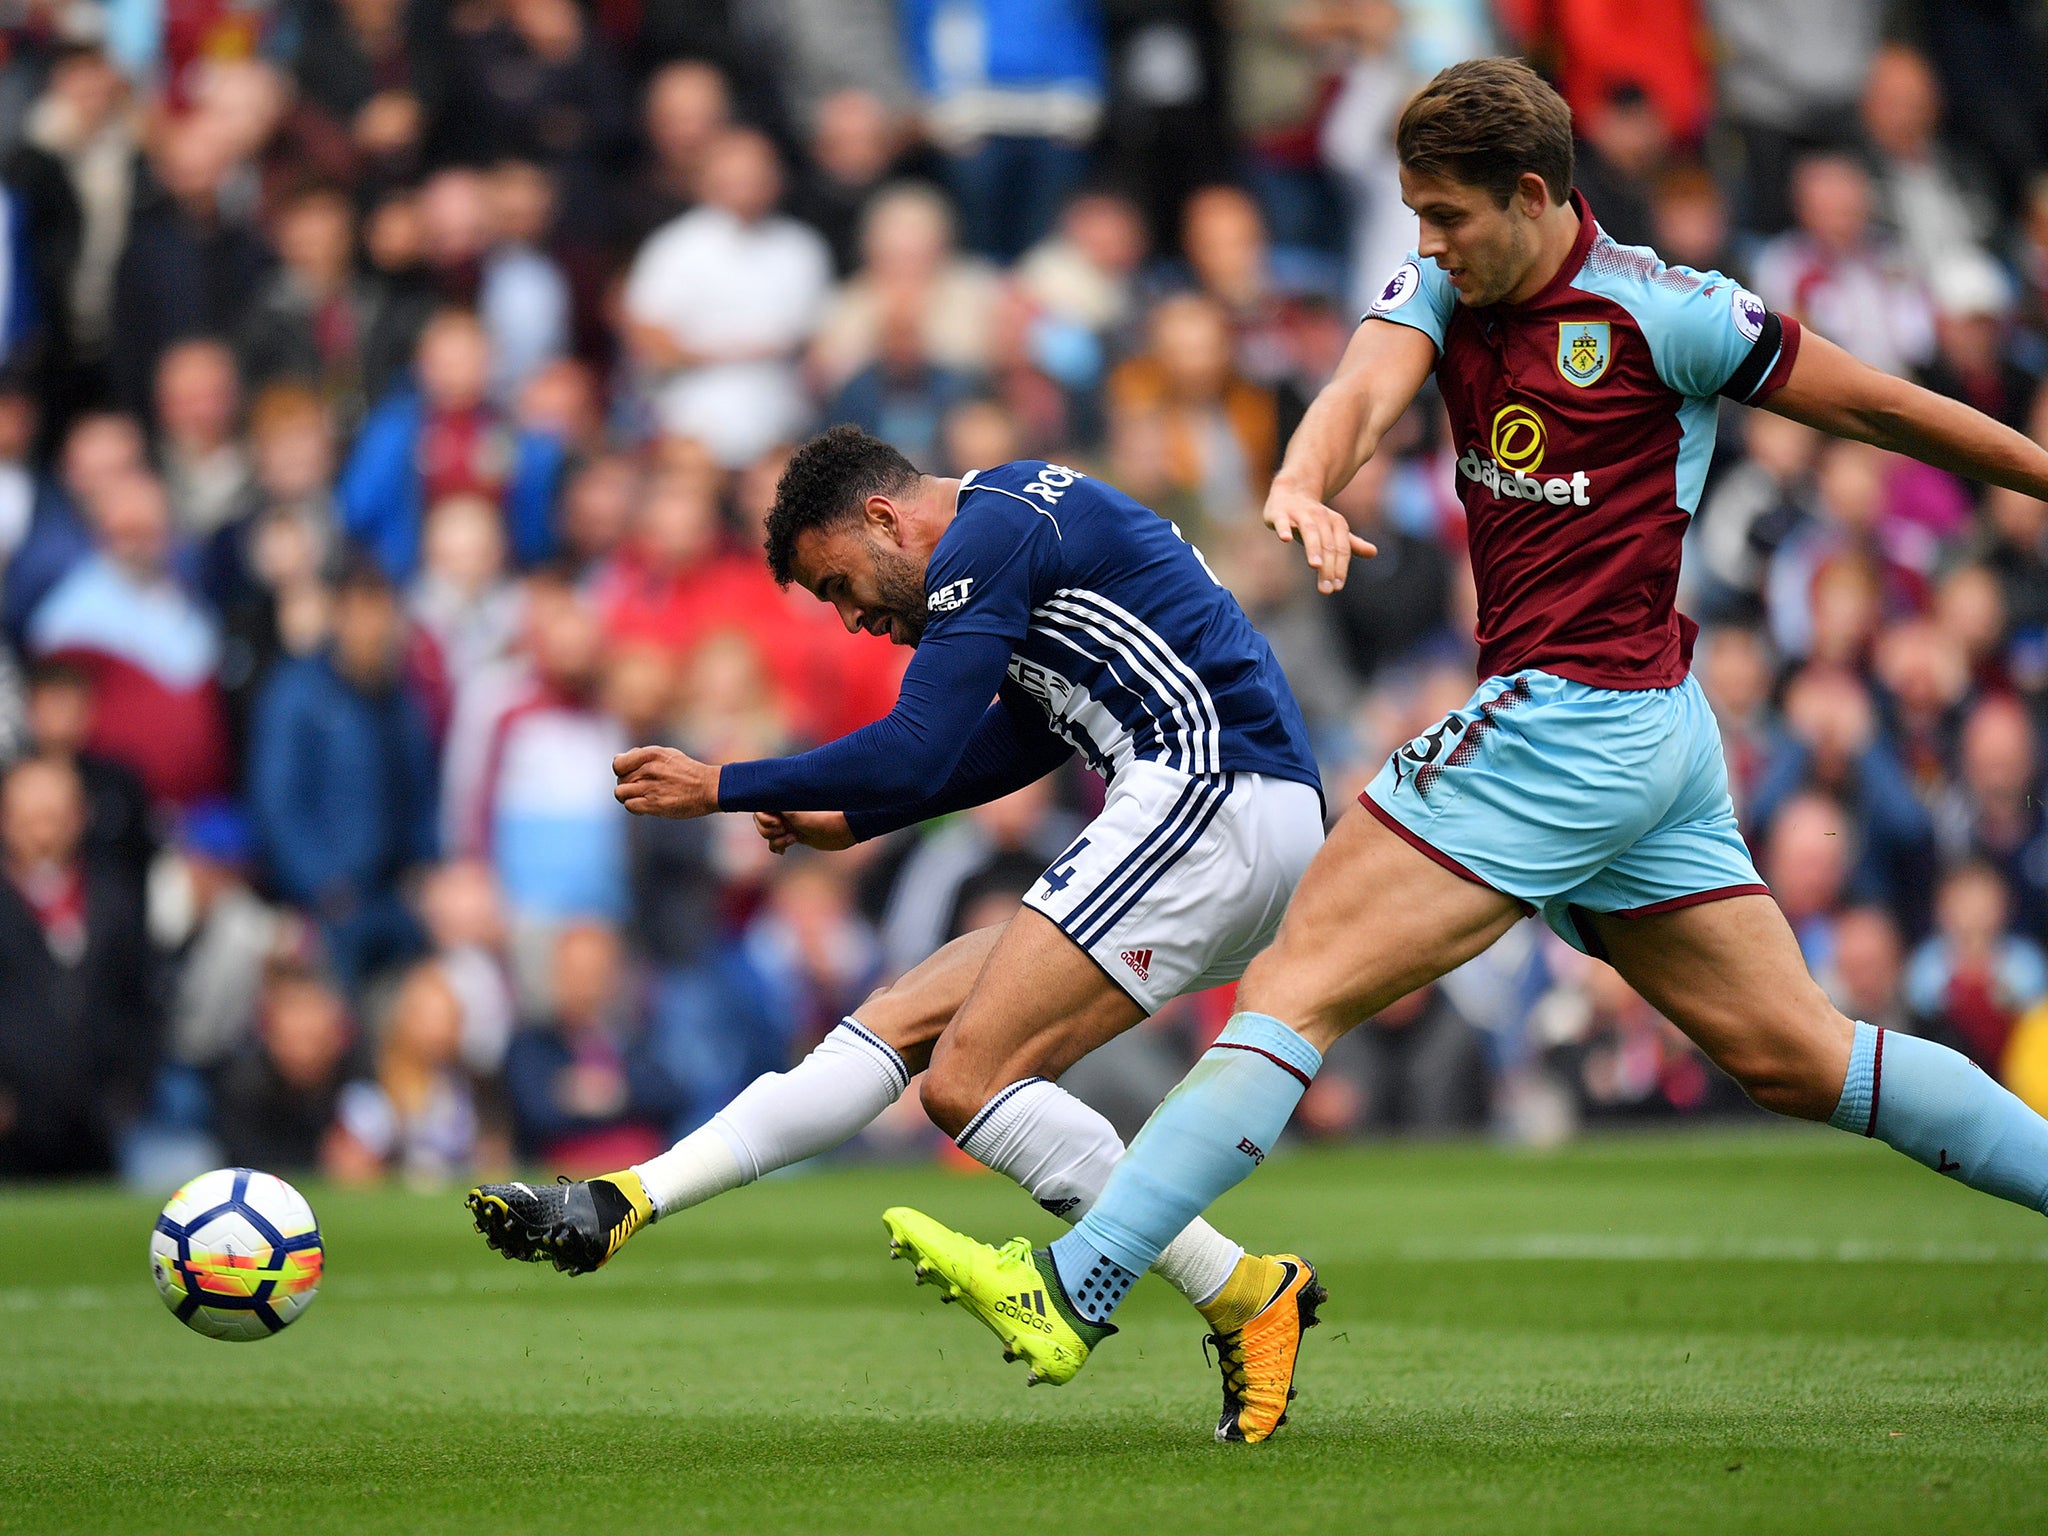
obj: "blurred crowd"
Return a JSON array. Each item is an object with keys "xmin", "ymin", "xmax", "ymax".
[{"xmin": 7, "ymin": 0, "xmax": 2048, "ymax": 1187}]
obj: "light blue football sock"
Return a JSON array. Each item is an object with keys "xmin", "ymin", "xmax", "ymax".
[
  {"xmin": 1831, "ymin": 1021, "xmax": 2048, "ymax": 1214},
  {"xmin": 1049, "ymin": 1012, "xmax": 1322, "ymax": 1322}
]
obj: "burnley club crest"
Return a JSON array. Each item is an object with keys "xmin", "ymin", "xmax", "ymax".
[{"xmin": 1556, "ymin": 321, "xmax": 1611, "ymax": 387}]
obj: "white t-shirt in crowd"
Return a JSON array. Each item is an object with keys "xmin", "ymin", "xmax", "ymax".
[{"xmin": 624, "ymin": 206, "xmax": 833, "ymax": 467}]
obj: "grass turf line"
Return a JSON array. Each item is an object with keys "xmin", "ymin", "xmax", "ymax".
[{"xmin": 1, "ymin": 1127, "xmax": 2045, "ymax": 1534}]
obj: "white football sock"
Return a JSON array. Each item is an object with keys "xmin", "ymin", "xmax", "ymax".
[
  {"xmin": 633, "ymin": 1018, "xmax": 910, "ymax": 1218},
  {"xmin": 955, "ymin": 1076, "xmax": 1244, "ymax": 1308}
]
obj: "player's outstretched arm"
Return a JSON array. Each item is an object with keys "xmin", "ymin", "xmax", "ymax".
[
  {"xmin": 750, "ymin": 691, "xmax": 1074, "ymax": 854},
  {"xmin": 1765, "ymin": 328, "xmax": 2048, "ymax": 499},
  {"xmin": 1264, "ymin": 317, "xmax": 1438, "ymax": 594}
]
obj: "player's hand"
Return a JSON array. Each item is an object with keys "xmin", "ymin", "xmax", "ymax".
[
  {"xmin": 1263, "ymin": 478, "xmax": 1377, "ymax": 595},
  {"xmin": 613, "ymin": 744, "xmax": 720, "ymax": 819},
  {"xmin": 754, "ymin": 810, "xmax": 856, "ymax": 854}
]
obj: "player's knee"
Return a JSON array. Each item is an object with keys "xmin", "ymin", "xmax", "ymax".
[
  {"xmin": 918, "ymin": 1045, "xmax": 984, "ymax": 1140},
  {"xmin": 852, "ymin": 977, "xmax": 944, "ymax": 1062},
  {"xmin": 1718, "ymin": 1002, "xmax": 1852, "ymax": 1122}
]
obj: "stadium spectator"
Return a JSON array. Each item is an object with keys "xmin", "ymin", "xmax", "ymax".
[
  {"xmin": 1686, "ymin": 411, "xmax": 1821, "ymax": 624},
  {"xmin": 417, "ymin": 857, "xmax": 517, "ymax": 1081},
  {"xmin": 877, "ymin": 777, "xmax": 1082, "ymax": 979},
  {"xmin": 1567, "ymin": 82, "xmax": 1672, "ymax": 249},
  {"xmin": 623, "ymin": 127, "xmax": 832, "ymax": 468},
  {"xmin": 291, "ymin": 0, "xmax": 440, "ymax": 188},
  {"xmin": 1107, "ymin": 290, "xmax": 1278, "ymax": 538},
  {"xmin": 1858, "ymin": 43, "xmax": 1998, "ymax": 295},
  {"xmin": 109, "ymin": 111, "xmax": 274, "ymax": 416},
  {"xmin": 17, "ymin": 658, "xmax": 154, "ymax": 889},
  {"xmin": 1932, "ymin": 694, "xmax": 2048, "ymax": 934},
  {"xmin": 811, "ymin": 181, "xmax": 1000, "ymax": 394},
  {"xmin": 441, "ymin": 570, "xmax": 624, "ymax": 1005},
  {"xmin": 654, "ymin": 855, "xmax": 880, "ymax": 1131},
  {"xmin": 154, "ymin": 338, "xmax": 252, "ymax": 539},
  {"xmin": 409, "ymin": 495, "xmax": 524, "ymax": 688},
  {"xmin": 503, "ymin": 921, "xmax": 685, "ymax": 1169},
  {"xmin": 1648, "ymin": 163, "xmax": 1736, "ymax": 276},
  {"xmin": 6, "ymin": 40, "xmax": 142, "ymax": 420},
  {"xmin": 555, "ymin": 452, "xmax": 639, "ymax": 580},
  {"xmin": 212, "ymin": 956, "xmax": 356, "ymax": 1173},
  {"xmin": 1316, "ymin": 0, "xmax": 1414, "ymax": 315},
  {"xmin": 0, "ymin": 755, "xmax": 153, "ymax": 1177},
  {"xmin": 828, "ymin": 292, "xmax": 977, "ymax": 467},
  {"xmin": 613, "ymin": 60, "xmax": 729, "ymax": 253},
  {"xmin": 1178, "ymin": 184, "xmax": 1301, "ymax": 388},
  {"xmin": 27, "ymin": 468, "xmax": 230, "ymax": 806},
  {"xmin": 1212, "ymin": 516, "xmax": 1355, "ymax": 737},
  {"xmin": 1907, "ymin": 862, "xmax": 2048, "ymax": 1071},
  {"xmin": 901, "ymin": 0, "xmax": 1105, "ymax": 261},
  {"xmin": 339, "ymin": 307, "xmax": 566, "ymax": 582},
  {"xmin": 1820, "ymin": 904, "xmax": 1912, "ymax": 1037},
  {"xmin": 1919, "ymin": 258, "xmax": 2034, "ymax": 435},
  {"xmin": 1498, "ymin": 0, "xmax": 1709, "ymax": 149},
  {"xmin": 202, "ymin": 384, "xmax": 341, "ymax": 763},
  {"xmin": 478, "ymin": 160, "xmax": 572, "ymax": 408},
  {"xmin": 794, "ymin": 88, "xmax": 915, "ymax": 278},
  {"xmin": 1703, "ymin": 0, "xmax": 1880, "ymax": 231},
  {"xmin": 1226, "ymin": 0, "xmax": 1346, "ymax": 258},
  {"xmin": 236, "ymin": 184, "xmax": 401, "ymax": 433},
  {"xmin": 1016, "ymin": 190, "xmax": 1149, "ymax": 349},
  {"xmin": 1763, "ymin": 440, "xmax": 1928, "ymax": 664},
  {"xmin": 1762, "ymin": 789, "xmax": 1854, "ymax": 970},
  {"xmin": 248, "ymin": 560, "xmax": 437, "ymax": 990},
  {"xmin": 1752, "ymin": 153, "xmax": 1934, "ymax": 380},
  {"xmin": 1, "ymin": 408, "xmax": 141, "ymax": 651},
  {"xmin": 440, "ymin": 0, "xmax": 629, "ymax": 234},
  {"xmin": 1307, "ymin": 982, "xmax": 1489, "ymax": 1138},
  {"xmin": 1752, "ymin": 665, "xmax": 1934, "ymax": 924},
  {"xmin": 592, "ymin": 466, "xmax": 753, "ymax": 670},
  {"xmin": 158, "ymin": 798, "xmax": 297, "ymax": 1073},
  {"xmin": 1322, "ymin": 451, "xmax": 1453, "ymax": 686},
  {"xmin": 327, "ymin": 959, "xmax": 477, "ymax": 1183}
]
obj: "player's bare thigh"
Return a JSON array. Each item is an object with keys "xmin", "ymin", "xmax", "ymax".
[
  {"xmin": 850, "ymin": 923, "xmax": 1008, "ymax": 1077},
  {"xmin": 1236, "ymin": 804, "xmax": 1524, "ymax": 1051},
  {"xmin": 1586, "ymin": 894, "xmax": 1853, "ymax": 1121},
  {"xmin": 920, "ymin": 906, "xmax": 1146, "ymax": 1137}
]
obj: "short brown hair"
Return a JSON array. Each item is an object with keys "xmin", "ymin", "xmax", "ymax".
[{"xmin": 1397, "ymin": 59, "xmax": 1574, "ymax": 208}]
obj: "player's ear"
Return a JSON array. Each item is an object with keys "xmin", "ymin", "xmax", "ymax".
[
  {"xmin": 1514, "ymin": 171, "xmax": 1551, "ymax": 222},
  {"xmin": 862, "ymin": 493, "xmax": 904, "ymax": 546}
]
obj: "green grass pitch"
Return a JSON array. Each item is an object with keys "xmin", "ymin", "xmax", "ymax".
[{"xmin": 3, "ymin": 1128, "xmax": 2046, "ymax": 1534}]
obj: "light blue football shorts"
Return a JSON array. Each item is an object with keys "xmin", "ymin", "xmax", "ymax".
[{"xmin": 1360, "ymin": 669, "xmax": 1767, "ymax": 955}]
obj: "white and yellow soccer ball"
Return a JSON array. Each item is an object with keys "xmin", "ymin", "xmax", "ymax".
[{"xmin": 150, "ymin": 1168, "xmax": 324, "ymax": 1340}]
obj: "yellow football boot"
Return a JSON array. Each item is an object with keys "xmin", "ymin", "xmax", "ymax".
[
  {"xmin": 1201, "ymin": 1253, "xmax": 1326, "ymax": 1442},
  {"xmin": 883, "ymin": 1206, "xmax": 1112, "ymax": 1386}
]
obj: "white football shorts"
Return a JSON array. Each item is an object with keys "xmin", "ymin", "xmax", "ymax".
[{"xmin": 1021, "ymin": 761, "xmax": 1326, "ymax": 1013}]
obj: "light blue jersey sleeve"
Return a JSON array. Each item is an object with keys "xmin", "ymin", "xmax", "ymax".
[
  {"xmin": 1574, "ymin": 247, "xmax": 1784, "ymax": 402},
  {"xmin": 1361, "ymin": 253, "xmax": 1457, "ymax": 353}
]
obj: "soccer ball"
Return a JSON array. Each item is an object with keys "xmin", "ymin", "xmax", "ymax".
[{"xmin": 150, "ymin": 1168, "xmax": 324, "ymax": 1341}]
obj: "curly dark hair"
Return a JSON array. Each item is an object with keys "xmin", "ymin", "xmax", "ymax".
[{"xmin": 764, "ymin": 425, "xmax": 921, "ymax": 585}]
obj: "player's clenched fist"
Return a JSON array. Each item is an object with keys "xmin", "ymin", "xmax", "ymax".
[
  {"xmin": 753, "ymin": 810, "xmax": 857, "ymax": 854},
  {"xmin": 1263, "ymin": 478, "xmax": 1377, "ymax": 595},
  {"xmin": 613, "ymin": 744, "xmax": 721, "ymax": 818}
]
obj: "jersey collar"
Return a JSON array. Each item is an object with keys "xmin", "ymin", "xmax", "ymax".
[{"xmin": 1499, "ymin": 188, "xmax": 1598, "ymax": 313}]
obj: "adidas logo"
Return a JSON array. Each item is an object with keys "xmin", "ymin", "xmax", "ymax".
[
  {"xmin": 993, "ymin": 1289, "xmax": 1053, "ymax": 1332},
  {"xmin": 1120, "ymin": 949, "xmax": 1152, "ymax": 981}
]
